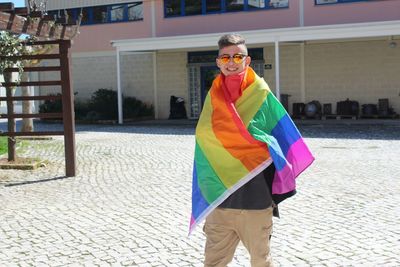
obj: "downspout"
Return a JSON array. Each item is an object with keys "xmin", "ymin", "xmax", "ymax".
[
  {"xmin": 299, "ymin": 0, "xmax": 306, "ymax": 103},
  {"xmin": 274, "ymin": 39, "xmax": 280, "ymax": 101},
  {"xmin": 153, "ymin": 52, "xmax": 159, "ymax": 119},
  {"xmin": 299, "ymin": 0, "xmax": 304, "ymax": 27},
  {"xmin": 116, "ymin": 47, "xmax": 123, "ymax": 124},
  {"xmin": 151, "ymin": 0, "xmax": 156, "ymax": 37},
  {"xmin": 151, "ymin": 0, "xmax": 158, "ymax": 119},
  {"xmin": 300, "ymin": 42, "xmax": 306, "ymax": 103}
]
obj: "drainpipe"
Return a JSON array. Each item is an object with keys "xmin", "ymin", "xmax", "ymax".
[
  {"xmin": 300, "ymin": 42, "xmax": 306, "ymax": 103},
  {"xmin": 151, "ymin": 0, "xmax": 156, "ymax": 37},
  {"xmin": 153, "ymin": 52, "xmax": 159, "ymax": 119},
  {"xmin": 299, "ymin": 0, "xmax": 304, "ymax": 27},
  {"xmin": 274, "ymin": 39, "xmax": 280, "ymax": 101},
  {"xmin": 116, "ymin": 47, "xmax": 123, "ymax": 124}
]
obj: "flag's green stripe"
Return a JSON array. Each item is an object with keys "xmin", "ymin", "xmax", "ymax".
[
  {"xmin": 195, "ymin": 142, "xmax": 227, "ymax": 203},
  {"xmin": 196, "ymin": 95, "xmax": 249, "ymax": 188},
  {"xmin": 248, "ymin": 90, "xmax": 286, "ymax": 135}
]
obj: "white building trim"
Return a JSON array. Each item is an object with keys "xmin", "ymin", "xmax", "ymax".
[{"xmin": 111, "ymin": 20, "xmax": 400, "ymax": 52}]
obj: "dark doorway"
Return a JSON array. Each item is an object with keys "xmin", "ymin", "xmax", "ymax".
[{"xmin": 200, "ymin": 66, "xmax": 220, "ymax": 108}]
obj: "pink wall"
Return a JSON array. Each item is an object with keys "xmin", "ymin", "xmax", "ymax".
[
  {"xmin": 304, "ymin": 0, "xmax": 400, "ymax": 26},
  {"xmin": 71, "ymin": 1, "xmax": 153, "ymax": 53},
  {"xmin": 71, "ymin": 0, "xmax": 400, "ymax": 53},
  {"xmin": 154, "ymin": 1, "xmax": 300, "ymax": 37}
]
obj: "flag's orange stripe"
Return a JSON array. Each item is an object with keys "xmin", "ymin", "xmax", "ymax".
[{"xmin": 210, "ymin": 74, "xmax": 270, "ymax": 171}]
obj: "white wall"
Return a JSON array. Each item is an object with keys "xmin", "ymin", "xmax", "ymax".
[
  {"xmin": 264, "ymin": 40, "xmax": 400, "ymax": 115},
  {"xmin": 156, "ymin": 51, "xmax": 188, "ymax": 119}
]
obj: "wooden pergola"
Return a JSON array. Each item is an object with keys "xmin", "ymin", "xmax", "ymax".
[{"xmin": 0, "ymin": 2, "xmax": 80, "ymax": 177}]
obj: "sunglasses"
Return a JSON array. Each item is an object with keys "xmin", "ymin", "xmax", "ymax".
[{"xmin": 217, "ymin": 54, "xmax": 247, "ymax": 64}]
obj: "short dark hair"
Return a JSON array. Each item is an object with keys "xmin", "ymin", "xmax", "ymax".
[{"xmin": 218, "ymin": 33, "xmax": 247, "ymax": 51}]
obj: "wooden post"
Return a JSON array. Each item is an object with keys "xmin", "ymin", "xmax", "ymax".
[
  {"xmin": 4, "ymin": 72, "xmax": 16, "ymax": 161},
  {"xmin": 59, "ymin": 40, "xmax": 76, "ymax": 177}
]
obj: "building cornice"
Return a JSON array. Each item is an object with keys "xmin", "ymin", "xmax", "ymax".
[{"xmin": 111, "ymin": 20, "xmax": 400, "ymax": 52}]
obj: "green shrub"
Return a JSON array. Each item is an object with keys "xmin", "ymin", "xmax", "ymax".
[
  {"xmin": 89, "ymin": 88, "xmax": 118, "ymax": 120},
  {"xmin": 39, "ymin": 89, "xmax": 154, "ymax": 122},
  {"xmin": 74, "ymin": 100, "xmax": 91, "ymax": 120},
  {"xmin": 39, "ymin": 93, "xmax": 62, "ymax": 114},
  {"xmin": 123, "ymin": 96, "xmax": 154, "ymax": 118}
]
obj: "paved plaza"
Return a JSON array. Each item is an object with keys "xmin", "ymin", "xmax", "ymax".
[{"xmin": 0, "ymin": 120, "xmax": 399, "ymax": 266}]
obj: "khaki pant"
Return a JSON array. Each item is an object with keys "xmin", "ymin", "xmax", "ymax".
[{"xmin": 203, "ymin": 207, "xmax": 274, "ymax": 267}]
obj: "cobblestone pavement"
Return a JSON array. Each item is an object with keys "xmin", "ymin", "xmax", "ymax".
[{"xmin": 0, "ymin": 120, "xmax": 399, "ymax": 266}]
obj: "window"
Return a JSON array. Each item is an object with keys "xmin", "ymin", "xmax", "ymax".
[
  {"xmin": 47, "ymin": 2, "xmax": 143, "ymax": 25},
  {"xmin": 315, "ymin": 0, "xmax": 376, "ymax": 5},
  {"xmin": 128, "ymin": 3, "xmax": 143, "ymax": 21},
  {"xmin": 185, "ymin": 0, "xmax": 202, "ymax": 15},
  {"xmin": 164, "ymin": 0, "xmax": 289, "ymax": 18},
  {"xmin": 93, "ymin": 6, "xmax": 108, "ymax": 23},
  {"xmin": 206, "ymin": 0, "xmax": 221, "ymax": 13},
  {"xmin": 248, "ymin": 0, "xmax": 267, "ymax": 10},
  {"xmin": 48, "ymin": 9, "xmax": 77, "ymax": 23},
  {"xmin": 269, "ymin": 0, "xmax": 289, "ymax": 8},
  {"xmin": 165, "ymin": 0, "xmax": 182, "ymax": 16},
  {"xmin": 80, "ymin": 7, "xmax": 90, "ymax": 25},
  {"xmin": 110, "ymin": 5, "xmax": 125, "ymax": 22},
  {"xmin": 226, "ymin": 0, "xmax": 245, "ymax": 12}
]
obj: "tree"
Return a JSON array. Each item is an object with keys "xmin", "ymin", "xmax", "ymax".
[{"xmin": 0, "ymin": 31, "xmax": 28, "ymax": 161}]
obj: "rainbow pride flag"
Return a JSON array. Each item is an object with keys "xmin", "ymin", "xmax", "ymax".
[{"xmin": 190, "ymin": 67, "xmax": 314, "ymax": 234}]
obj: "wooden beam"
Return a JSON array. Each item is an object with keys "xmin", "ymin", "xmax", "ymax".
[
  {"xmin": 0, "ymin": 54, "xmax": 61, "ymax": 60},
  {"xmin": 0, "ymin": 3, "xmax": 14, "ymax": 12},
  {"xmin": 3, "ymin": 66, "xmax": 61, "ymax": 72},
  {"xmin": 0, "ymin": 95, "xmax": 62, "ymax": 101},
  {"xmin": 0, "ymin": 113, "xmax": 63, "ymax": 119},
  {"xmin": 0, "ymin": 131, "xmax": 64, "ymax": 137},
  {"xmin": 0, "ymin": 11, "xmax": 79, "ymax": 40},
  {"xmin": 1, "ymin": 80, "xmax": 62, "ymax": 87},
  {"xmin": 14, "ymin": 7, "xmax": 29, "ymax": 16}
]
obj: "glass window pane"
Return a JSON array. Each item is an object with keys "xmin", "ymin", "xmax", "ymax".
[
  {"xmin": 248, "ymin": 0, "xmax": 266, "ymax": 9},
  {"xmin": 315, "ymin": 0, "xmax": 338, "ymax": 4},
  {"xmin": 93, "ymin": 6, "xmax": 108, "ymax": 23},
  {"xmin": 128, "ymin": 2, "xmax": 143, "ymax": 21},
  {"xmin": 110, "ymin": 5, "xmax": 125, "ymax": 22},
  {"xmin": 206, "ymin": 0, "xmax": 221, "ymax": 12},
  {"xmin": 268, "ymin": 0, "xmax": 289, "ymax": 8},
  {"xmin": 165, "ymin": 0, "xmax": 181, "ymax": 17},
  {"xmin": 185, "ymin": 0, "xmax": 202, "ymax": 15},
  {"xmin": 47, "ymin": 10, "xmax": 57, "ymax": 19},
  {"xmin": 79, "ymin": 7, "xmax": 90, "ymax": 24},
  {"xmin": 226, "ymin": 0, "xmax": 244, "ymax": 11},
  {"xmin": 66, "ymin": 9, "xmax": 76, "ymax": 20}
]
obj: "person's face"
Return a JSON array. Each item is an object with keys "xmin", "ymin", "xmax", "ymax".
[{"xmin": 216, "ymin": 44, "xmax": 251, "ymax": 76}]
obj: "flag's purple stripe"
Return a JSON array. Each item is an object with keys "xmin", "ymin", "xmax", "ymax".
[{"xmin": 272, "ymin": 138, "xmax": 315, "ymax": 194}]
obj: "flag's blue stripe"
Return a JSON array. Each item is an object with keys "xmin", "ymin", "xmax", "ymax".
[
  {"xmin": 191, "ymin": 162, "xmax": 210, "ymax": 219},
  {"xmin": 271, "ymin": 114, "xmax": 302, "ymax": 156}
]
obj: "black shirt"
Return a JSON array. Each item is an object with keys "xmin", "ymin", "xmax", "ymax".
[{"xmin": 218, "ymin": 164, "xmax": 275, "ymax": 210}]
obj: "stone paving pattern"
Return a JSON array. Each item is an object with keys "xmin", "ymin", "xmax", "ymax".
[{"xmin": 0, "ymin": 121, "xmax": 399, "ymax": 266}]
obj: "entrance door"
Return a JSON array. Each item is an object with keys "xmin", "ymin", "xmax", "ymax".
[{"xmin": 200, "ymin": 66, "xmax": 220, "ymax": 109}]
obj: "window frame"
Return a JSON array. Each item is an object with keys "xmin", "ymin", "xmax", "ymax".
[
  {"xmin": 164, "ymin": 0, "xmax": 289, "ymax": 18},
  {"xmin": 315, "ymin": 0, "xmax": 375, "ymax": 6},
  {"xmin": 47, "ymin": 2, "xmax": 143, "ymax": 26}
]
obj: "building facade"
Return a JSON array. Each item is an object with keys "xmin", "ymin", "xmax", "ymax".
[{"xmin": 35, "ymin": 0, "xmax": 400, "ymax": 121}]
